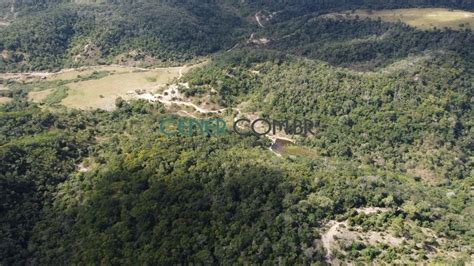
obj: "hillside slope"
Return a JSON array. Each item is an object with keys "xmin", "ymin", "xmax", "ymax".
[{"xmin": 0, "ymin": 0, "xmax": 473, "ymax": 265}]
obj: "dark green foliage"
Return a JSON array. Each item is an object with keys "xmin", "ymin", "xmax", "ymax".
[
  {"xmin": 0, "ymin": 1, "xmax": 247, "ymax": 71},
  {"xmin": 2, "ymin": 0, "xmax": 473, "ymax": 71},
  {"xmin": 184, "ymin": 49, "xmax": 472, "ymax": 180},
  {"xmin": 259, "ymin": 16, "xmax": 473, "ymax": 70},
  {"xmin": 228, "ymin": 0, "xmax": 474, "ymax": 14},
  {"xmin": 0, "ymin": 7, "xmax": 80, "ymax": 71},
  {"xmin": 0, "ymin": 99, "xmax": 472, "ymax": 264},
  {"xmin": 0, "ymin": 102, "xmax": 93, "ymax": 264}
]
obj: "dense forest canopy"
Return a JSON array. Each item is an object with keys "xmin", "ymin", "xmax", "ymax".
[
  {"xmin": 0, "ymin": 0, "xmax": 247, "ymax": 71},
  {"xmin": 1, "ymin": 99, "xmax": 472, "ymax": 264},
  {"xmin": 183, "ymin": 48, "xmax": 473, "ymax": 180},
  {"xmin": 3, "ymin": 0, "xmax": 474, "ymax": 11},
  {"xmin": 0, "ymin": 0, "xmax": 473, "ymax": 264},
  {"xmin": 0, "ymin": 0, "xmax": 473, "ymax": 71}
]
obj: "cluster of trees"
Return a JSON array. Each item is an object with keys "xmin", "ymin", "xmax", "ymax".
[
  {"xmin": 232, "ymin": 0, "xmax": 474, "ymax": 18},
  {"xmin": 6, "ymin": 0, "xmax": 473, "ymax": 14},
  {"xmin": 183, "ymin": 48, "xmax": 472, "ymax": 181},
  {"xmin": 0, "ymin": 101, "xmax": 94, "ymax": 262},
  {"xmin": 0, "ymin": 7, "xmax": 80, "ymax": 71},
  {"xmin": 0, "ymin": 0, "xmax": 472, "ymax": 264},
  {"xmin": 2, "ymin": 0, "xmax": 473, "ymax": 71},
  {"xmin": 0, "ymin": 0, "xmax": 247, "ymax": 71},
  {"xmin": 0, "ymin": 98, "xmax": 471, "ymax": 264},
  {"xmin": 256, "ymin": 15, "xmax": 473, "ymax": 70}
]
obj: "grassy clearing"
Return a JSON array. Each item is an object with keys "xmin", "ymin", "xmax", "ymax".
[
  {"xmin": 47, "ymin": 66, "xmax": 135, "ymax": 81},
  {"xmin": 0, "ymin": 96, "xmax": 12, "ymax": 104},
  {"xmin": 28, "ymin": 89, "xmax": 54, "ymax": 103},
  {"xmin": 324, "ymin": 8, "xmax": 474, "ymax": 30},
  {"xmin": 16, "ymin": 61, "xmax": 206, "ymax": 110},
  {"xmin": 61, "ymin": 66, "xmax": 183, "ymax": 110}
]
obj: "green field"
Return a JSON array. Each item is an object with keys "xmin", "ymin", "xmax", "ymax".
[
  {"xmin": 324, "ymin": 8, "xmax": 474, "ymax": 30},
  {"xmin": 15, "ymin": 65, "xmax": 185, "ymax": 110},
  {"xmin": 19, "ymin": 63, "xmax": 210, "ymax": 110}
]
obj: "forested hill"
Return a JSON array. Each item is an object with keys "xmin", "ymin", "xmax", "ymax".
[
  {"xmin": 0, "ymin": 0, "xmax": 248, "ymax": 71},
  {"xmin": 231, "ymin": 0, "xmax": 474, "ymax": 15},
  {"xmin": 1, "ymin": 0, "xmax": 473, "ymax": 71},
  {"xmin": 0, "ymin": 0, "xmax": 473, "ymax": 264},
  {"xmin": 3, "ymin": 0, "xmax": 474, "ymax": 11},
  {"xmin": 1, "ymin": 99, "xmax": 472, "ymax": 264}
]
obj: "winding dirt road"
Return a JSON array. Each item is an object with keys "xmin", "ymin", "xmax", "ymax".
[{"xmin": 255, "ymin": 12, "xmax": 265, "ymax": 27}]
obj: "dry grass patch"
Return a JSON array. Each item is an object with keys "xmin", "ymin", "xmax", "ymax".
[
  {"xmin": 61, "ymin": 67, "xmax": 183, "ymax": 110},
  {"xmin": 28, "ymin": 89, "xmax": 54, "ymax": 103},
  {"xmin": 324, "ymin": 8, "xmax": 474, "ymax": 30},
  {"xmin": 47, "ymin": 65, "xmax": 138, "ymax": 81},
  {"xmin": 0, "ymin": 97, "xmax": 12, "ymax": 104}
]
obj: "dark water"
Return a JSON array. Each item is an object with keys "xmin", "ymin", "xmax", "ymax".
[{"xmin": 270, "ymin": 138, "xmax": 294, "ymax": 154}]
